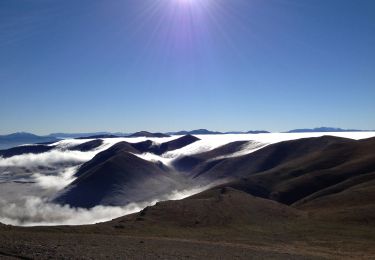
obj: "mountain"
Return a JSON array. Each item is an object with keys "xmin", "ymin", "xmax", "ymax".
[
  {"xmin": 0, "ymin": 139, "xmax": 105, "ymax": 158},
  {"xmin": 145, "ymin": 134, "xmax": 200, "ymax": 155},
  {"xmin": 169, "ymin": 135, "xmax": 375, "ymax": 224},
  {"xmin": 0, "ymin": 132, "xmax": 60, "ymax": 150},
  {"xmin": 68, "ymin": 139, "xmax": 104, "ymax": 152},
  {"xmin": 170, "ymin": 129, "xmax": 223, "ymax": 135},
  {"xmin": 0, "ymin": 144, "xmax": 55, "ymax": 158},
  {"xmin": 109, "ymin": 135, "xmax": 375, "ymax": 226},
  {"xmin": 172, "ymin": 140, "xmax": 259, "ymax": 173},
  {"xmin": 127, "ymin": 131, "xmax": 170, "ymax": 138},
  {"xmin": 54, "ymin": 135, "xmax": 200, "ymax": 207},
  {"xmin": 246, "ymin": 130, "xmax": 270, "ymax": 134},
  {"xmin": 53, "ymin": 152, "xmax": 184, "ymax": 208},
  {"xmin": 286, "ymin": 127, "xmax": 367, "ymax": 133},
  {"xmin": 197, "ymin": 137, "xmax": 375, "ymax": 221},
  {"xmin": 49, "ymin": 132, "xmax": 112, "ymax": 138},
  {"xmin": 76, "ymin": 134, "xmax": 121, "ymax": 139},
  {"xmin": 168, "ymin": 129, "xmax": 270, "ymax": 135}
]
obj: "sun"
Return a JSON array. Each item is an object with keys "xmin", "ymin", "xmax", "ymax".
[{"xmin": 175, "ymin": 0, "xmax": 196, "ymax": 5}]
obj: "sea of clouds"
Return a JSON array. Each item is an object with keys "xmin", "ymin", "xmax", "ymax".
[{"xmin": 1, "ymin": 132, "xmax": 375, "ymax": 226}]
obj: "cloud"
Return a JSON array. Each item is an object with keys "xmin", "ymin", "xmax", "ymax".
[
  {"xmin": 0, "ymin": 149, "xmax": 94, "ymax": 168},
  {"xmin": 0, "ymin": 196, "xmax": 146, "ymax": 226},
  {"xmin": 0, "ymin": 184, "xmax": 215, "ymax": 227},
  {"xmin": 31, "ymin": 166, "xmax": 78, "ymax": 191}
]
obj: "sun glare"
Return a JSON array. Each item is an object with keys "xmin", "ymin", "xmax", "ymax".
[{"xmin": 175, "ymin": 0, "xmax": 197, "ymax": 6}]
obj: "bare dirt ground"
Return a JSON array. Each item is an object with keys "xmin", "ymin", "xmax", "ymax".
[{"xmin": 1, "ymin": 220, "xmax": 374, "ymax": 260}]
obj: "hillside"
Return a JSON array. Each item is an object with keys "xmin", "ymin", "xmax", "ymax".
[
  {"xmin": 53, "ymin": 152, "xmax": 183, "ymax": 208},
  {"xmin": 54, "ymin": 135, "xmax": 200, "ymax": 207},
  {"xmin": 112, "ymin": 187, "xmax": 301, "ymax": 228}
]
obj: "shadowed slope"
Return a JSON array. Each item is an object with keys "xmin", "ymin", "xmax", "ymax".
[
  {"xmin": 131, "ymin": 135, "xmax": 200, "ymax": 155},
  {"xmin": 204, "ymin": 137, "xmax": 375, "ymax": 212},
  {"xmin": 54, "ymin": 152, "xmax": 182, "ymax": 208},
  {"xmin": 54, "ymin": 135, "xmax": 200, "ymax": 207},
  {"xmin": 155, "ymin": 134, "xmax": 200, "ymax": 155},
  {"xmin": 74, "ymin": 141, "xmax": 140, "ymax": 177},
  {"xmin": 293, "ymin": 171, "xmax": 375, "ymax": 224},
  {"xmin": 68, "ymin": 139, "xmax": 104, "ymax": 152},
  {"xmin": 74, "ymin": 135, "xmax": 200, "ymax": 178},
  {"xmin": 172, "ymin": 141, "xmax": 261, "ymax": 174},
  {"xmin": 112, "ymin": 187, "xmax": 301, "ymax": 228},
  {"xmin": 196, "ymin": 136, "xmax": 351, "ymax": 180}
]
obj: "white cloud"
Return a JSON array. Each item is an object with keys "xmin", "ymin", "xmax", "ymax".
[
  {"xmin": 0, "ymin": 183, "xmax": 217, "ymax": 227},
  {"xmin": 31, "ymin": 166, "xmax": 78, "ymax": 191}
]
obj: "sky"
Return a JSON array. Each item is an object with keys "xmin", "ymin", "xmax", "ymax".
[{"xmin": 0, "ymin": 0, "xmax": 374, "ymax": 134}]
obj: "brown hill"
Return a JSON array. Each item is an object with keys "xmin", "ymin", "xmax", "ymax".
[
  {"xmin": 191, "ymin": 137, "xmax": 375, "ymax": 224},
  {"xmin": 112, "ymin": 187, "xmax": 301, "ymax": 228}
]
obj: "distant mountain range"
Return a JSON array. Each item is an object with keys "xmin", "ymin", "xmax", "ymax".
[
  {"xmin": 0, "ymin": 132, "xmax": 59, "ymax": 150},
  {"xmin": 49, "ymin": 132, "xmax": 130, "ymax": 138},
  {"xmin": 127, "ymin": 131, "xmax": 170, "ymax": 138},
  {"xmin": 167, "ymin": 129, "xmax": 270, "ymax": 135},
  {"xmin": 1, "ymin": 127, "xmax": 373, "ymax": 150},
  {"xmin": 286, "ymin": 127, "xmax": 370, "ymax": 133}
]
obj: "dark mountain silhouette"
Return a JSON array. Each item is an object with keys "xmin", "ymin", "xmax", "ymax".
[
  {"xmin": 53, "ymin": 152, "xmax": 182, "ymax": 208},
  {"xmin": 0, "ymin": 132, "xmax": 59, "ymax": 150},
  {"xmin": 74, "ymin": 135, "xmax": 199, "ymax": 177},
  {"xmin": 168, "ymin": 129, "xmax": 271, "ymax": 135},
  {"xmin": 172, "ymin": 140, "xmax": 252, "ymax": 173},
  {"xmin": 73, "ymin": 141, "xmax": 141, "ymax": 178},
  {"xmin": 68, "ymin": 139, "xmax": 104, "ymax": 152},
  {"xmin": 247, "ymin": 130, "xmax": 270, "ymax": 134},
  {"xmin": 49, "ymin": 132, "xmax": 111, "ymax": 138},
  {"xmin": 0, "ymin": 144, "xmax": 55, "ymax": 158},
  {"xmin": 127, "ymin": 131, "xmax": 170, "ymax": 138},
  {"xmin": 148, "ymin": 134, "xmax": 200, "ymax": 155},
  {"xmin": 0, "ymin": 139, "xmax": 104, "ymax": 158},
  {"xmin": 76, "ymin": 134, "xmax": 121, "ymax": 139},
  {"xmin": 287, "ymin": 127, "xmax": 367, "ymax": 133},
  {"xmin": 198, "ymin": 137, "xmax": 375, "ymax": 215},
  {"xmin": 170, "ymin": 129, "xmax": 223, "ymax": 135},
  {"xmin": 54, "ymin": 135, "xmax": 200, "ymax": 207},
  {"xmin": 193, "ymin": 136, "xmax": 349, "ymax": 181}
]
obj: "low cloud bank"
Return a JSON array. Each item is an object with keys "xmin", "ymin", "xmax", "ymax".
[
  {"xmin": 0, "ymin": 196, "xmax": 145, "ymax": 226},
  {"xmin": 0, "ymin": 185, "xmax": 212, "ymax": 227},
  {"xmin": 31, "ymin": 166, "xmax": 78, "ymax": 191},
  {"xmin": 0, "ymin": 150, "xmax": 94, "ymax": 168}
]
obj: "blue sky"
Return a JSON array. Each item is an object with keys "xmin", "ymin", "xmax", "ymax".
[{"xmin": 0, "ymin": 0, "xmax": 374, "ymax": 134}]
